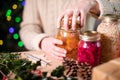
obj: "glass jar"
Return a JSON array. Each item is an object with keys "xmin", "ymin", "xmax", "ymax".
[
  {"xmin": 97, "ymin": 14, "xmax": 120, "ymax": 63},
  {"xmin": 56, "ymin": 17, "xmax": 80, "ymax": 60},
  {"xmin": 77, "ymin": 31, "xmax": 101, "ymax": 67}
]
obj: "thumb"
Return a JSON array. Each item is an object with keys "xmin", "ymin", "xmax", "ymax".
[{"xmin": 52, "ymin": 38, "xmax": 63, "ymax": 45}]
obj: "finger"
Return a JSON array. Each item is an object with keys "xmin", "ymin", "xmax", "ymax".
[
  {"xmin": 53, "ymin": 45, "xmax": 67, "ymax": 55},
  {"xmin": 50, "ymin": 40, "xmax": 67, "ymax": 57},
  {"xmin": 44, "ymin": 44, "xmax": 65, "ymax": 60},
  {"xmin": 51, "ymin": 39, "xmax": 67, "ymax": 54},
  {"xmin": 52, "ymin": 38, "xmax": 63, "ymax": 45},
  {"xmin": 80, "ymin": 10, "xmax": 86, "ymax": 27},
  {"xmin": 51, "ymin": 40, "xmax": 67, "ymax": 55},
  {"xmin": 63, "ymin": 9, "xmax": 73, "ymax": 30},
  {"xmin": 64, "ymin": 15, "xmax": 69, "ymax": 30},
  {"xmin": 72, "ymin": 9, "xmax": 80, "ymax": 30},
  {"xmin": 57, "ymin": 13, "xmax": 64, "ymax": 28},
  {"xmin": 57, "ymin": 9, "xmax": 73, "ymax": 29}
]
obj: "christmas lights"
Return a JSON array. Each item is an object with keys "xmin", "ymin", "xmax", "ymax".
[{"xmin": 0, "ymin": 0, "xmax": 25, "ymax": 52}]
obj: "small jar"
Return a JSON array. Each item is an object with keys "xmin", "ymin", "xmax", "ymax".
[
  {"xmin": 56, "ymin": 17, "xmax": 80, "ymax": 60},
  {"xmin": 97, "ymin": 14, "xmax": 120, "ymax": 63},
  {"xmin": 77, "ymin": 31, "xmax": 101, "ymax": 67}
]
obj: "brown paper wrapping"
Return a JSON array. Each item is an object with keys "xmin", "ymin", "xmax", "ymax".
[{"xmin": 92, "ymin": 58, "xmax": 120, "ymax": 80}]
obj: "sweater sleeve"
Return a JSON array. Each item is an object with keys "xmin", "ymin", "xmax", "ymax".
[
  {"xmin": 96, "ymin": 0, "xmax": 120, "ymax": 18},
  {"xmin": 19, "ymin": 0, "xmax": 49, "ymax": 51}
]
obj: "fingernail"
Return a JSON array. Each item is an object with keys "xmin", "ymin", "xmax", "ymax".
[
  {"xmin": 62, "ymin": 54, "xmax": 66, "ymax": 57},
  {"xmin": 57, "ymin": 26, "xmax": 60, "ymax": 28},
  {"xmin": 64, "ymin": 50, "xmax": 67, "ymax": 54},
  {"xmin": 59, "ymin": 41, "xmax": 63, "ymax": 44}
]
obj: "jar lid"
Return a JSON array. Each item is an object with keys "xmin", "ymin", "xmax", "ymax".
[
  {"xmin": 80, "ymin": 31, "xmax": 101, "ymax": 41},
  {"xmin": 60, "ymin": 16, "xmax": 81, "ymax": 30},
  {"xmin": 102, "ymin": 14, "xmax": 118, "ymax": 22}
]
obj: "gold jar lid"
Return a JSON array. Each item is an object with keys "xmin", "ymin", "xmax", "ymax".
[
  {"xmin": 102, "ymin": 14, "xmax": 119, "ymax": 23},
  {"xmin": 80, "ymin": 31, "xmax": 101, "ymax": 41},
  {"xmin": 60, "ymin": 16, "xmax": 81, "ymax": 30}
]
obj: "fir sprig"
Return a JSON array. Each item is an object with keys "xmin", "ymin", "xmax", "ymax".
[{"xmin": 0, "ymin": 52, "xmax": 42, "ymax": 80}]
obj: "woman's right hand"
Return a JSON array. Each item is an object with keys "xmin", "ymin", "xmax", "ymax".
[
  {"xmin": 40, "ymin": 37, "xmax": 67, "ymax": 60},
  {"xmin": 57, "ymin": 0, "xmax": 99, "ymax": 30}
]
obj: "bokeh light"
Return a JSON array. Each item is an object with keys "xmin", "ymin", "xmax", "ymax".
[
  {"xmin": 6, "ymin": 9, "xmax": 12, "ymax": 17},
  {"xmin": 1, "ymin": 0, "xmax": 25, "ymax": 51},
  {"xmin": 15, "ymin": 17, "xmax": 21, "ymax": 23},
  {"xmin": 18, "ymin": 41, "xmax": 24, "ymax": 47},
  {"xmin": 12, "ymin": 4, "xmax": 18, "ymax": 9},
  {"xmin": 19, "ymin": 0, "xmax": 23, "ymax": 1},
  {"xmin": 6, "ymin": 16, "xmax": 11, "ymax": 21},
  {"xmin": 9, "ymin": 27, "xmax": 15, "ymax": 34},
  {"xmin": 13, "ymin": 33, "xmax": 19, "ymax": 40},
  {"xmin": 0, "ymin": 40, "xmax": 3, "ymax": 45},
  {"xmin": 22, "ymin": 1, "xmax": 26, "ymax": 6}
]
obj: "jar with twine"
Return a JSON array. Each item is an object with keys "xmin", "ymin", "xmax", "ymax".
[
  {"xmin": 97, "ymin": 14, "xmax": 120, "ymax": 63},
  {"xmin": 56, "ymin": 17, "xmax": 81, "ymax": 60}
]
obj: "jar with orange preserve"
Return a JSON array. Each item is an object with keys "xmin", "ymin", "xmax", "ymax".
[
  {"xmin": 56, "ymin": 17, "xmax": 80, "ymax": 60},
  {"xmin": 77, "ymin": 31, "xmax": 101, "ymax": 67}
]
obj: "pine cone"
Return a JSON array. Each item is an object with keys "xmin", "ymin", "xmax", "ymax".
[
  {"xmin": 78, "ymin": 62, "xmax": 92, "ymax": 80},
  {"xmin": 63, "ymin": 58, "xmax": 81, "ymax": 77},
  {"xmin": 63, "ymin": 58, "xmax": 92, "ymax": 80}
]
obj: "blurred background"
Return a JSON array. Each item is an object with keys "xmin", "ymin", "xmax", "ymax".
[{"xmin": 0, "ymin": 0, "xmax": 26, "ymax": 52}]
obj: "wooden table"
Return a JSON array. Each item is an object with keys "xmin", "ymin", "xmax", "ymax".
[
  {"xmin": 19, "ymin": 50, "xmax": 120, "ymax": 80},
  {"xmin": 19, "ymin": 50, "xmax": 63, "ymax": 76}
]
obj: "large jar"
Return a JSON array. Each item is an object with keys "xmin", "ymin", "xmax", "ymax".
[
  {"xmin": 97, "ymin": 14, "xmax": 120, "ymax": 63},
  {"xmin": 56, "ymin": 17, "xmax": 80, "ymax": 60},
  {"xmin": 77, "ymin": 31, "xmax": 101, "ymax": 67}
]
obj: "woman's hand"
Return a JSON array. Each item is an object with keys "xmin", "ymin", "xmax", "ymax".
[
  {"xmin": 40, "ymin": 37, "xmax": 67, "ymax": 60},
  {"xmin": 57, "ymin": 0, "xmax": 99, "ymax": 30}
]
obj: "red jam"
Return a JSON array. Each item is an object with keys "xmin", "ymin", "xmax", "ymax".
[{"xmin": 77, "ymin": 31, "xmax": 101, "ymax": 67}]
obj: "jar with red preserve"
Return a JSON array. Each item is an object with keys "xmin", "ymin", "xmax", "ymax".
[
  {"xmin": 56, "ymin": 17, "xmax": 80, "ymax": 60},
  {"xmin": 77, "ymin": 31, "xmax": 101, "ymax": 67}
]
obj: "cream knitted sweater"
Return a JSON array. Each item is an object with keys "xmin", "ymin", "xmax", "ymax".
[{"xmin": 20, "ymin": 0, "xmax": 120, "ymax": 51}]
